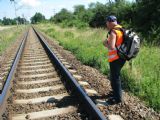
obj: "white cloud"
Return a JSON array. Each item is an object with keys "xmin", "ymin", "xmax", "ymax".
[{"xmin": 20, "ymin": 0, "xmax": 41, "ymax": 7}]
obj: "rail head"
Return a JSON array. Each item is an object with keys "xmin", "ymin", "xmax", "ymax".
[
  {"xmin": 33, "ymin": 27, "xmax": 107, "ymax": 120},
  {"xmin": 0, "ymin": 30, "xmax": 29, "ymax": 116}
]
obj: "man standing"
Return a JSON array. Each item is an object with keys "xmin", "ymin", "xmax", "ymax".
[{"xmin": 103, "ymin": 15, "xmax": 126, "ymax": 104}]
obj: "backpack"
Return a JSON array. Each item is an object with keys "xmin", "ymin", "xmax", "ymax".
[{"xmin": 114, "ymin": 28, "xmax": 140, "ymax": 61}]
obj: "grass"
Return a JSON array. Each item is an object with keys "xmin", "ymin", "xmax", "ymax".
[
  {"xmin": 0, "ymin": 26, "xmax": 25, "ymax": 55},
  {"xmin": 37, "ymin": 23, "xmax": 160, "ymax": 112}
]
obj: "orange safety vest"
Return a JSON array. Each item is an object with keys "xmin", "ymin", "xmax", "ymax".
[{"xmin": 108, "ymin": 25, "xmax": 123, "ymax": 62}]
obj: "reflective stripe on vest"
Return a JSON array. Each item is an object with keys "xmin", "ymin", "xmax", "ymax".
[
  {"xmin": 108, "ymin": 45, "xmax": 120, "ymax": 62},
  {"xmin": 108, "ymin": 25, "xmax": 123, "ymax": 62}
]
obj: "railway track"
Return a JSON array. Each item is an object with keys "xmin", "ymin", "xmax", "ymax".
[{"xmin": 0, "ymin": 28, "xmax": 108, "ymax": 120}]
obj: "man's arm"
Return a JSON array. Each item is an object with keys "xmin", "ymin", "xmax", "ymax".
[
  {"xmin": 103, "ymin": 39, "xmax": 109, "ymax": 48},
  {"xmin": 108, "ymin": 31, "xmax": 116, "ymax": 50}
]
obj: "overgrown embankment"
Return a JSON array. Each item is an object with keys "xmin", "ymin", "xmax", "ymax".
[{"xmin": 0, "ymin": 26, "xmax": 25, "ymax": 55}]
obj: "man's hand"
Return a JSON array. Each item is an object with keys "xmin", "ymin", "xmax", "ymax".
[{"xmin": 103, "ymin": 39, "xmax": 108, "ymax": 48}]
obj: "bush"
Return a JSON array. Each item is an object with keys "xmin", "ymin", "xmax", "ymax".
[{"xmin": 147, "ymin": 26, "xmax": 160, "ymax": 45}]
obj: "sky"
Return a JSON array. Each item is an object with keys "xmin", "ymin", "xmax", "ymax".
[{"xmin": 0, "ymin": 0, "xmax": 133, "ymax": 20}]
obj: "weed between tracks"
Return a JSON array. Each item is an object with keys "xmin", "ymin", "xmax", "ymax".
[{"xmin": 37, "ymin": 23, "xmax": 160, "ymax": 112}]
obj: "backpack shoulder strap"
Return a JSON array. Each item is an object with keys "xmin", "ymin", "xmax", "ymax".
[
  {"xmin": 111, "ymin": 27, "xmax": 125, "ymax": 49},
  {"xmin": 112, "ymin": 27, "xmax": 125, "ymax": 33}
]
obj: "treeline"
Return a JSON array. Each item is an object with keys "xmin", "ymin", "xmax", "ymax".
[
  {"xmin": 0, "ymin": 13, "xmax": 46, "ymax": 25},
  {"xmin": 48, "ymin": 0, "xmax": 160, "ymax": 45},
  {"xmin": 0, "ymin": 16, "xmax": 28, "ymax": 25},
  {"xmin": 50, "ymin": 1, "xmax": 133, "ymax": 28}
]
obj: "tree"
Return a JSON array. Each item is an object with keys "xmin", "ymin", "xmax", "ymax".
[
  {"xmin": 30, "ymin": 12, "xmax": 45, "ymax": 24},
  {"xmin": 89, "ymin": 2, "xmax": 108, "ymax": 27},
  {"xmin": 73, "ymin": 5, "xmax": 93, "ymax": 23},
  {"xmin": 0, "ymin": 19, "xmax": 2, "ymax": 25},
  {"xmin": 115, "ymin": 0, "xmax": 125, "ymax": 3},
  {"xmin": 134, "ymin": 0, "xmax": 160, "ymax": 32},
  {"xmin": 74, "ymin": 5, "xmax": 85, "ymax": 15},
  {"xmin": 52, "ymin": 9, "xmax": 74, "ymax": 23}
]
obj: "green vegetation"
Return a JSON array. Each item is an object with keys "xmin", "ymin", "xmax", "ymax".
[
  {"xmin": 37, "ymin": 24, "xmax": 160, "ymax": 112},
  {"xmin": 0, "ymin": 26, "xmax": 25, "ymax": 55},
  {"xmin": 48, "ymin": 0, "xmax": 160, "ymax": 45}
]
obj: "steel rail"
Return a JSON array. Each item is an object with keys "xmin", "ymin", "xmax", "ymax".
[
  {"xmin": 33, "ymin": 27, "xmax": 107, "ymax": 120},
  {"xmin": 0, "ymin": 30, "xmax": 29, "ymax": 116}
]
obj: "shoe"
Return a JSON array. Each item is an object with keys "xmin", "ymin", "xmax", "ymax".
[
  {"xmin": 106, "ymin": 91, "xmax": 114, "ymax": 97},
  {"xmin": 106, "ymin": 97, "xmax": 121, "ymax": 105}
]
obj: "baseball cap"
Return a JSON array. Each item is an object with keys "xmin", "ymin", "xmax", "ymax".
[{"xmin": 106, "ymin": 15, "xmax": 117, "ymax": 22}]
